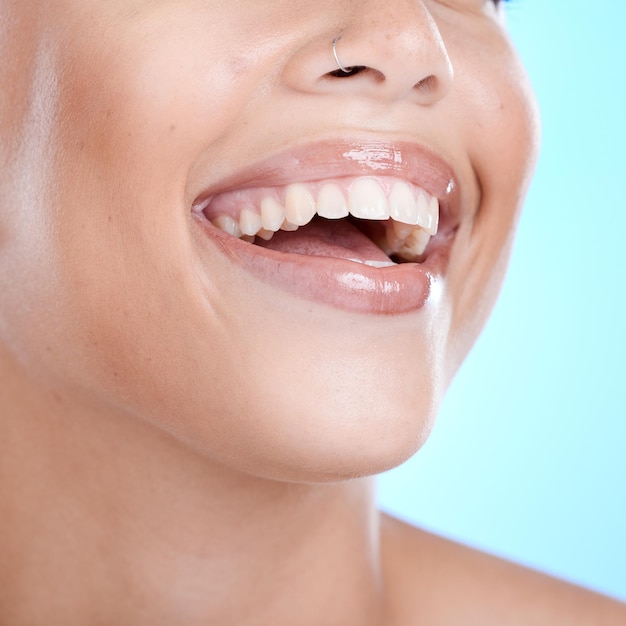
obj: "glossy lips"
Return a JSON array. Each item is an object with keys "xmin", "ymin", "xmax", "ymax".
[{"xmin": 192, "ymin": 141, "xmax": 458, "ymax": 314}]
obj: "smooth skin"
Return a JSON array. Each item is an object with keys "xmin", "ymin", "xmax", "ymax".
[{"xmin": 0, "ymin": 0, "xmax": 624, "ymax": 624}]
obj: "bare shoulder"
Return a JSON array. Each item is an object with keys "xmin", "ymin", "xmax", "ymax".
[{"xmin": 380, "ymin": 513, "xmax": 626, "ymax": 626}]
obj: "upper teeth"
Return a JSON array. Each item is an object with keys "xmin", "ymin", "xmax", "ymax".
[{"xmin": 195, "ymin": 176, "xmax": 440, "ymax": 262}]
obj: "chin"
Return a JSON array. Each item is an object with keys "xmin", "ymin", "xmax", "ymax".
[
  {"xmin": 167, "ymin": 341, "xmax": 445, "ymax": 484},
  {"xmin": 204, "ymin": 401, "xmax": 440, "ymax": 484}
]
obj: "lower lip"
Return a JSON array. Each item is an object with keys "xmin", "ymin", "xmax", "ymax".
[{"xmin": 197, "ymin": 219, "xmax": 448, "ymax": 315}]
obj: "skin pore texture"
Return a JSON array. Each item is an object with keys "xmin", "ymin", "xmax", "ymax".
[{"xmin": 0, "ymin": 0, "xmax": 625, "ymax": 624}]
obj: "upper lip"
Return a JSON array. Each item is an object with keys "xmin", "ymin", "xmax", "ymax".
[{"xmin": 190, "ymin": 138, "xmax": 462, "ymax": 233}]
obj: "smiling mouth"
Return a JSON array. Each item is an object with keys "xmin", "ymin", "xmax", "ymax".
[
  {"xmin": 191, "ymin": 140, "xmax": 458, "ymax": 314},
  {"xmin": 194, "ymin": 175, "xmax": 439, "ymax": 266}
]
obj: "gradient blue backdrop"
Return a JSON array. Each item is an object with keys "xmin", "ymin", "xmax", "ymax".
[{"xmin": 377, "ymin": 1, "xmax": 626, "ymax": 601}]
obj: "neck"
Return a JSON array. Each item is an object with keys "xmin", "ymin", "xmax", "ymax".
[{"xmin": 0, "ymin": 359, "xmax": 387, "ymax": 626}]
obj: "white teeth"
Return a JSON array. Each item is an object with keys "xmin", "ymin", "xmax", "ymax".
[
  {"xmin": 207, "ymin": 176, "xmax": 440, "ymax": 263},
  {"xmin": 280, "ymin": 219, "xmax": 299, "ymax": 232},
  {"xmin": 393, "ymin": 228, "xmax": 431, "ymax": 261},
  {"xmin": 383, "ymin": 220, "xmax": 410, "ymax": 256},
  {"xmin": 427, "ymin": 195, "xmax": 439, "ymax": 235},
  {"xmin": 416, "ymin": 190, "xmax": 439, "ymax": 235},
  {"xmin": 317, "ymin": 183, "xmax": 349, "ymax": 219},
  {"xmin": 347, "ymin": 258, "xmax": 398, "ymax": 268},
  {"xmin": 389, "ymin": 181, "xmax": 419, "ymax": 226},
  {"xmin": 391, "ymin": 219, "xmax": 415, "ymax": 241},
  {"xmin": 364, "ymin": 259, "xmax": 397, "ymax": 268},
  {"xmin": 212, "ymin": 215, "xmax": 242, "ymax": 238},
  {"xmin": 348, "ymin": 177, "xmax": 389, "ymax": 220},
  {"xmin": 239, "ymin": 208, "xmax": 263, "ymax": 236},
  {"xmin": 384, "ymin": 218, "xmax": 432, "ymax": 259},
  {"xmin": 285, "ymin": 183, "xmax": 316, "ymax": 226},
  {"xmin": 260, "ymin": 196, "xmax": 285, "ymax": 231},
  {"xmin": 415, "ymin": 192, "xmax": 430, "ymax": 231},
  {"xmin": 256, "ymin": 228, "xmax": 275, "ymax": 241}
]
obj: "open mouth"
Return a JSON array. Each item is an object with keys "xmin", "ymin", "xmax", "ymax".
[
  {"xmin": 190, "ymin": 141, "xmax": 457, "ymax": 314},
  {"xmin": 193, "ymin": 175, "xmax": 440, "ymax": 268}
]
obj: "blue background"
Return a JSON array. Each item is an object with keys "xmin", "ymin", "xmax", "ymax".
[{"xmin": 378, "ymin": 1, "xmax": 626, "ymax": 601}]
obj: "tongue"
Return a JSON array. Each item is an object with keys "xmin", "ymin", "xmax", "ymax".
[{"xmin": 255, "ymin": 218, "xmax": 392, "ymax": 264}]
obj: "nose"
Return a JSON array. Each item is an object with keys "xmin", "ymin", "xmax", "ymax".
[{"xmin": 282, "ymin": 0, "xmax": 454, "ymax": 106}]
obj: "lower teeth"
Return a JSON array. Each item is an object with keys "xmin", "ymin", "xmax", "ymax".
[{"xmin": 347, "ymin": 258, "xmax": 398, "ymax": 268}]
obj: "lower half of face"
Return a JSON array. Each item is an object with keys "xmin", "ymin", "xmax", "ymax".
[{"xmin": 0, "ymin": 0, "xmax": 539, "ymax": 482}]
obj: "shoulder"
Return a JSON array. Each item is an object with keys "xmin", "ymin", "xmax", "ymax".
[{"xmin": 380, "ymin": 513, "xmax": 626, "ymax": 626}]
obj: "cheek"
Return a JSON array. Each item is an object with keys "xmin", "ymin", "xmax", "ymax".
[
  {"xmin": 14, "ymin": 10, "xmax": 253, "ymax": 374},
  {"xmin": 445, "ymin": 46, "xmax": 540, "ymax": 376},
  {"xmin": 56, "ymin": 14, "xmax": 243, "ymax": 181},
  {"xmin": 0, "ymin": 8, "xmax": 251, "ymax": 396}
]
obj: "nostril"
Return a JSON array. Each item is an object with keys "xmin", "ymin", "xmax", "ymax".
[
  {"xmin": 414, "ymin": 74, "xmax": 438, "ymax": 93},
  {"xmin": 327, "ymin": 65, "xmax": 368, "ymax": 79},
  {"xmin": 328, "ymin": 37, "xmax": 382, "ymax": 81}
]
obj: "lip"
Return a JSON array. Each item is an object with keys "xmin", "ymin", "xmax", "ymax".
[{"xmin": 191, "ymin": 139, "xmax": 460, "ymax": 314}]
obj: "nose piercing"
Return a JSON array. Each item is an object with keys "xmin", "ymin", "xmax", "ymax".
[{"xmin": 332, "ymin": 37, "xmax": 352, "ymax": 74}]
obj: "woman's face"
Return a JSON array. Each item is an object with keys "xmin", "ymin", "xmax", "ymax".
[{"xmin": 0, "ymin": 1, "xmax": 538, "ymax": 480}]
